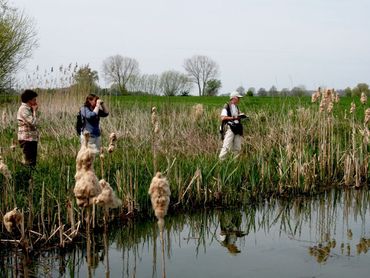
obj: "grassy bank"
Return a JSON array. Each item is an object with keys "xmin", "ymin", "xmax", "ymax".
[{"xmin": 0, "ymin": 90, "xmax": 369, "ymax": 247}]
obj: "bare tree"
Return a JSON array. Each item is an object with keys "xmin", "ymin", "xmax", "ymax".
[
  {"xmin": 102, "ymin": 55, "xmax": 139, "ymax": 94},
  {"xmin": 183, "ymin": 55, "xmax": 219, "ymax": 96},
  {"xmin": 126, "ymin": 73, "xmax": 160, "ymax": 95},
  {"xmin": 0, "ymin": 0, "xmax": 38, "ymax": 91},
  {"xmin": 159, "ymin": 70, "xmax": 192, "ymax": 96}
]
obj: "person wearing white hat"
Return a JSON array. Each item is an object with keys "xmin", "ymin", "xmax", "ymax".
[{"xmin": 219, "ymin": 91, "xmax": 244, "ymax": 160}]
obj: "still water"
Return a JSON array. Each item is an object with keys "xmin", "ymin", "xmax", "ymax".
[{"xmin": 2, "ymin": 189, "xmax": 370, "ymax": 278}]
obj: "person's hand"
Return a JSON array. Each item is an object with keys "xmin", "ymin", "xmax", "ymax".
[
  {"xmin": 31, "ymin": 104, "xmax": 38, "ymax": 112},
  {"xmin": 96, "ymin": 99, "xmax": 103, "ymax": 106}
]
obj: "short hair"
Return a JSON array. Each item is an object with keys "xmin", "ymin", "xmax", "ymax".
[
  {"xmin": 21, "ymin": 89, "xmax": 38, "ymax": 103},
  {"xmin": 84, "ymin": 93, "xmax": 99, "ymax": 107}
]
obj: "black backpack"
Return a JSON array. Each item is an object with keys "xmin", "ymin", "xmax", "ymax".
[{"xmin": 75, "ymin": 108, "xmax": 85, "ymax": 135}]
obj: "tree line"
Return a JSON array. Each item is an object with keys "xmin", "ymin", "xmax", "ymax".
[{"xmin": 1, "ymin": 0, "xmax": 369, "ymax": 97}]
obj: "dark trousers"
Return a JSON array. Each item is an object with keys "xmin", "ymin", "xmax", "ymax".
[{"xmin": 19, "ymin": 140, "xmax": 38, "ymax": 166}]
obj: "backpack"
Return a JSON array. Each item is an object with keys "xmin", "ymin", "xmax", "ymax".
[
  {"xmin": 219, "ymin": 103, "xmax": 232, "ymax": 140},
  {"xmin": 75, "ymin": 108, "xmax": 85, "ymax": 135}
]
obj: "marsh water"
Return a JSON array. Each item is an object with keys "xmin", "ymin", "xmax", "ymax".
[{"xmin": 2, "ymin": 188, "xmax": 370, "ymax": 278}]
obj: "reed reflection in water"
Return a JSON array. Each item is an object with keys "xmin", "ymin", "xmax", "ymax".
[{"xmin": 2, "ymin": 188, "xmax": 370, "ymax": 277}]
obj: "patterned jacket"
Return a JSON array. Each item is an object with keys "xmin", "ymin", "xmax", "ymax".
[{"xmin": 17, "ymin": 103, "xmax": 39, "ymax": 141}]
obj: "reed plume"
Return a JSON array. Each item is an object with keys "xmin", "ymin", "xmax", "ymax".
[
  {"xmin": 3, "ymin": 208, "xmax": 23, "ymax": 233},
  {"xmin": 360, "ymin": 92, "xmax": 367, "ymax": 105},
  {"xmin": 94, "ymin": 179, "xmax": 122, "ymax": 208},
  {"xmin": 0, "ymin": 156, "xmax": 11, "ymax": 180},
  {"xmin": 148, "ymin": 172, "xmax": 171, "ymax": 230},
  {"xmin": 350, "ymin": 102, "xmax": 356, "ymax": 114},
  {"xmin": 73, "ymin": 133, "xmax": 101, "ymax": 207},
  {"xmin": 107, "ymin": 132, "xmax": 117, "ymax": 153},
  {"xmin": 193, "ymin": 103, "xmax": 204, "ymax": 121}
]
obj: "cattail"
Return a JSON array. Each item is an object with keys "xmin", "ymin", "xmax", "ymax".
[
  {"xmin": 3, "ymin": 208, "xmax": 23, "ymax": 233},
  {"xmin": 0, "ymin": 156, "xmax": 11, "ymax": 180},
  {"xmin": 148, "ymin": 172, "xmax": 171, "ymax": 223},
  {"xmin": 2, "ymin": 110, "xmax": 7, "ymax": 125},
  {"xmin": 311, "ymin": 91, "xmax": 320, "ymax": 103},
  {"xmin": 350, "ymin": 102, "xmax": 356, "ymax": 114},
  {"xmin": 73, "ymin": 133, "xmax": 101, "ymax": 207},
  {"xmin": 335, "ymin": 93, "xmax": 340, "ymax": 103},
  {"xmin": 94, "ymin": 179, "xmax": 122, "ymax": 208},
  {"xmin": 10, "ymin": 139, "xmax": 16, "ymax": 151},
  {"xmin": 151, "ymin": 107, "xmax": 160, "ymax": 134},
  {"xmin": 108, "ymin": 132, "xmax": 117, "ymax": 153},
  {"xmin": 360, "ymin": 92, "xmax": 367, "ymax": 105},
  {"xmin": 327, "ymin": 101, "xmax": 334, "ymax": 113},
  {"xmin": 319, "ymin": 98, "xmax": 326, "ymax": 112},
  {"xmin": 193, "ymin": 104, "xmax": 204, "ymax": 120},
  {"xmin": 365, "ymin": 108, "xmax": 370, "ymax": 124},
  {"xmin": 286, "ymin": 143, "xmax": 293, "ymax": 160}
]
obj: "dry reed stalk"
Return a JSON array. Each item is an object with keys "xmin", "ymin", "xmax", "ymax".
[
  {"xmin": 151, "ymin": 107, "xmax": 159, "ymax": 174},
  {"xmin": 57, "ymin": 202, "xmax": 64, "ymax": 247},
  {"xmin": 41, "ymin": 182, "xmax": 46, "ymax": 236}
]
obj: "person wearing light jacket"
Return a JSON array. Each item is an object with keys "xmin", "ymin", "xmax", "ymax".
[
  {"xmin": 17, "ymin": 89, "xmax": 39, "ymax": 167},
  {"xmin": 219, "ymin": 91, "xmax": 244, "ymax": 160}
]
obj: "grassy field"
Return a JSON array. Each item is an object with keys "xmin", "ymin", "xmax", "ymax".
[{"xmin": 0, "ymin": 90, "xmax": 369, "ymax": 246}]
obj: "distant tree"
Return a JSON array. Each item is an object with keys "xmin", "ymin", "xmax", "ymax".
[
  {"xmin": 247, "ymin": 87, "xmax": 255, "ymax": 96},
  {"xmin": 268, "ymin": 85, "xmax": 278, "ymax": 97},
  {"xmin": 73, "ymin": 65, "xmax": 99, "ymax": 92},
  {"xmin": 102, "ymin": 55, "xmax": 139, "ymax": 94},
  {"xmin": 291, "ymin": 85, "xmax": 307, "ymax": 97},
  {"xmin": 280, "ymin": 88, "xmax": 290, "ymax": 96},
  {"xmin": 257, "ymin": 87, "xmax": 267, "ymax": 97},
  {"xmin": 352, "ymin": 83, "xmax": 370, "ymax": 97},
  {"xmin": 344, "ymin": 87, "xmax": 352, "ymax": 97},
  {"xmin": 183, "ymin": 55, "xmax": 219, "ymax": 96},
  {"xmin": 0, "ymin": 0, "xmax": 38, "ymax": 91},
  {"xmin": 159, "ymin": 70, "xmax": 192, "ymax": 96},
  {"xmin": 204, "ymin": 79, "xmax": 222, "ymax": 96},
  {"xmin": 236, "ymin": 86, "xmax": 245, "ymax": 95}
]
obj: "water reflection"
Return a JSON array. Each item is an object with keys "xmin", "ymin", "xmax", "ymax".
[
  {"xmin": 218, "ymin": 210, "xmax": 247, "ymax": 255},
  {"xmin": 2, "ymin": 188, "xmax": 370, "ymax": 277}
]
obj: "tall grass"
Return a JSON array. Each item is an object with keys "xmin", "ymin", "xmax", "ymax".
[{"xmin": 0, "ymin": 86, "xmax": 369, "ymax": 247}]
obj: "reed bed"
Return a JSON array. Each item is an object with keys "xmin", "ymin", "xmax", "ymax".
[{"xmin": 0, "ymin": 87, "xmax": 369, "ymax": 250}]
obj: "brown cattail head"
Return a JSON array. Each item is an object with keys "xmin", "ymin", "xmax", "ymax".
[
  {"xmin": 311, "ymin": 91, "xmax": 320, "ymax": 103},
  {"xmin": 193, "ymin": 104, "xmax": 204, "ymax": 121},
  {"xmin": 94, "ymin": 179, "xmax": 122, "ymax": 208},
  {"xmin": 350, "ymin": 102, "xmax": 356, "ymax": 114},
  {"xmin": 0, "ymin": 156, "xmax": 11, "ymax": 180},
  {"xmin": 151, "ymin": 106, "xmax": 160, "ymax": 134},
  {"xmin": 3, "ymin": 208, "xmax": 23, "ymax": 233},
  {"xmin": 365, "ymin": 108, "xmax": 370, "ymax": 125},
  {"xmin": 108, "ymin": 133, "xmax": 117, "ymax": 153},
  {"xmin": 148, "ymin": 172, "xmax": 171, "ymax": 220},
  {"xmin": 327, "ymin": 102, "xmax": 334, "ymax": 113},
  {"xmin": 74, "ymin": 143, "xmax": 101, "ymax": 207}
]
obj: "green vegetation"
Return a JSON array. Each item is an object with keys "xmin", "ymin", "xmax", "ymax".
[{"xmin": 0, "ymin": 90, "xmax": 369, "ymax": 247}]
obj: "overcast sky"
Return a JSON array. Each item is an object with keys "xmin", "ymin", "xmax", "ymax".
[{"xmin": 11, "ymin": 0, "xmax": 370, "ymax": 94}]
